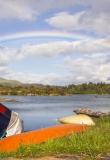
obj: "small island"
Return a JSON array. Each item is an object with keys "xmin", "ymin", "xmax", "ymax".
[{"xmin": 0, "ymin": 97, "xmax": 21, "ymax": 102}]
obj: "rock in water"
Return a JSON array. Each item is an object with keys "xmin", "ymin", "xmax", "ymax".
[
  {"xmin": 58, "ymin": 114, "xmax": 95, "ymax": 125},
  {"xmin": 73, "ymin": 107, "xmax": 110, "ymax": 117}
]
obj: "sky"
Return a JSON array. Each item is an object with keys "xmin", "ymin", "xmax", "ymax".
[{"xmin": 0, "ymin": 0, "xmax": 110, "ymax": 86}]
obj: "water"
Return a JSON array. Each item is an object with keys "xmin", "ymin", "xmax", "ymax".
[{"xmin": 0, "ymin": 94, "xmax": 110, "ymax": 131}]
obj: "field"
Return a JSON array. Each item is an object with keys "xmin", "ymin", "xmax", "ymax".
[{"xmin": 0, "ymin": 117, "xmax": 110, "ymax": 160}]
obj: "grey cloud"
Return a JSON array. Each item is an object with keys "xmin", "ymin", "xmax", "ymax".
[
  {"xmin": 107, "ymin": 77, "xmax": 110, "ymax": 81},
  {"xmin": 90, "ymin": 0, "xmax": 110, "ymax": 13},
  {"xmin": 0, "ymin": 0, "xmax": 38, "ymax": 20},
  {"xmin": 0, "ymin": 0, "xmax": 86, "ymax": 20},
  {"xmin": 45, "ymin": 0, "xmax": 110, "ymax": 35},
  {"xmin": 62, "ymin": 56, "xmax": 110, "ymax": 84},
  {"xmin": 46, "ymin": 10, "xmax": 110, "ymax": 35},
  {"xmin": 0, "ymin": 0, "xmax": 106, "ymax": 21},
  {"xmin": 0, "ymin": 45, "xmax": 6, "ymax": 50}
]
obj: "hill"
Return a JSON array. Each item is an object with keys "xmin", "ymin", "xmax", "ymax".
[
  {"xmin": 0, "ymin": 77, "xmax": 45, "ymax": 87},
  {"xmin": 0, "ymin": 77, "xmax": 23, "ymax": 87}
]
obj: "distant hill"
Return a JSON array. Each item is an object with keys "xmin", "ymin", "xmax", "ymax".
[
  {"xmin": 0, "ymin": 77, "xmax": 23, "ymax": 87},
  {"xmin": 0, "ymin": 77, "xmax": 45, "ymax": 87}
]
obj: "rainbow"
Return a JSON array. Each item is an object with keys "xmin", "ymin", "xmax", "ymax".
[
  {"xmin": 0, "ymin": 30, "xmax": 94, "ymax": 43},
  {"xmin": 0, "ymin": 31, "xmax": 109, "ymax": 49}
]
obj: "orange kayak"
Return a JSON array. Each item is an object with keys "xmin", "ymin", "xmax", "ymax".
[{"xmin": 0, "ymin": 124, "xmax": 87, "ymax": 152}]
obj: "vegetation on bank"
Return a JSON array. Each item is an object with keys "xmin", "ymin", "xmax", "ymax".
[
  {"xmin": 0, "ymin": 82, "xmax": 110, "ymax": 96},
  {"xmin": 0, "ymin": 117, "xmax": 110, "ymax": 160}
]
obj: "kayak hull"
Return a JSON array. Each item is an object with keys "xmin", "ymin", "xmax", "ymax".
[
  {"xmin": 0, "ymin": 123, "xmax": 87, "ymax": 152},
  {"xmin": 58, "ymin": 114, "xmax": 95, "ymax": 125}
]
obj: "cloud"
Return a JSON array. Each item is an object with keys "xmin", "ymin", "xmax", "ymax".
[
  {"xmin": 90, "ymin": 0, "xmax": 110, "ymax": 13},
  {"xmin": 46, "ymin": 10, "xmax": 110, "ymax": 35},
  {"xmin": 0, "ymin": 0, "xmax": 108, "ymax": 22},
  {"xmin": 44, "ymin": 0, "xmax": 110, "ymax": 35},
  {"xmin": 0, "ymin": 0, "xmax": 38, "ymax": 20},
  {"xmin": 17, "ymin": 40, "xmax": 107, "ymax": 58},
  {"xmin": 0, "ymin": 0, "xmax": 110, "ymax": 35},
  {"xmin": 3, "ymin": 72, "xmax": 75, "ymax": 86},
  {"xmin": 0, "ymin": 0, "xmax": 85, "ymax": 20},
  {"xmin": 62, "ymin": 56, "xmax": 110, "ymax": 83},
  {"xmin": 45, "ymin": 12, "xmax": 84, "ymax": 30},
  {"xmin": 0, "ymin": 45, "xmax": 16, "ymax": 65},
  {"xmin": 0, "ymin": 39, "xmax": 107, "ymax": 63},
  {"xmin": 0, "ymin": 66, "xmax": 11, "ymax": 76},
  {"xmin": 0, "ymin": 37, "xmax": 110, "ymax": 85},
  {"xmin": 0, "ymin": 45, "xmax": 16, "ymax": 76},
  {"xmin": 3, "ymin": 54, "xmax": 110, "ymax": 85}
]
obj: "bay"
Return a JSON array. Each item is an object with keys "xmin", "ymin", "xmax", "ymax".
[{"xmin": 0, "ymin": 94, "xmax": 110, "ymax": 131}]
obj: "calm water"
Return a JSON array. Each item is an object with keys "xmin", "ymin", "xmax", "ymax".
[{"xmin": 1, "ymin": 94, "xmax": 110, "ymax": 131}]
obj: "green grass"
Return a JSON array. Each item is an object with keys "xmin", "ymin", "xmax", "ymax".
[{"xmin": 0, "ymin": 117, "xmax": 110, "ymax": 160}]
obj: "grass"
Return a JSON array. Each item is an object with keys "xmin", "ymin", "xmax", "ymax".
[{"xmin": 0, "ymin": 117, "xmax": 110, "ymax": 160}]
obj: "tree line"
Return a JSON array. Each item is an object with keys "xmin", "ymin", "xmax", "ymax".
[{"xmin": 0, "ymin": 82, "xmax": 110, "ymax": 95}]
